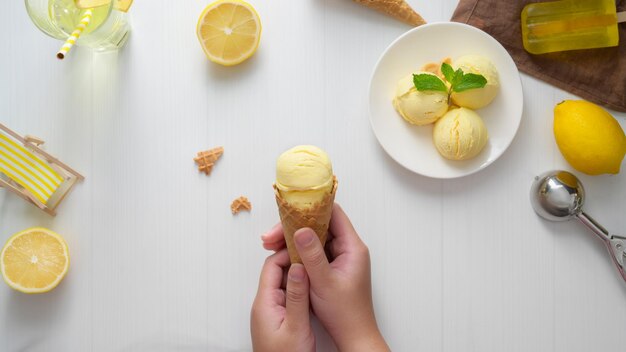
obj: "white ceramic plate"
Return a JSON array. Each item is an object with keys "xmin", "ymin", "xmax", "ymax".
[{"xmin": 369, "ymin": 22, "xmax": 523, "ymax": 179}]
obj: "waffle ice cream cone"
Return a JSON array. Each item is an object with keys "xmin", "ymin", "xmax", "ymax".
[
  {"xmin": 274, "ymin": 177, "xmax": 338, "ymax": 264},
  {"xmin": 274, "ymin": 145, "xmax": 337, "ymax": 264},
  {"xmin": 353, "ymin": 0, "xmax": 426, "ymax": 26}
]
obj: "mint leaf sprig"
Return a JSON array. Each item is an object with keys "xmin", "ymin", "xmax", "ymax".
[
  {"xmin": 412, "ymin": 62, "xmax": 487, "ymax": 100},
  {"xmin": 440, "ymin": 62, "xmax": 487, "ymax": 93},
  {"xmin": 412, "ymin": 72, "xmax": 448, "ymax": 92}
]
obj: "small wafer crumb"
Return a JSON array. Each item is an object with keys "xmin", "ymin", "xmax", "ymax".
[
  {"xmin": 231, "ymin": 196, "xmax": 252, "ymax": 214},
  {"xmin": 420, "ymin": 57, "xmax": 452, "ymax": 79},
  {"xmin": 194, "ymin": 147, "xmax": 223, "ymax": 175}
]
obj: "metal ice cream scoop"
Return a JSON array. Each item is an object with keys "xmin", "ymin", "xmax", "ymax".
[{"xmin": 530, "ymin": 170, "xmax": 626, "ymax": 283}]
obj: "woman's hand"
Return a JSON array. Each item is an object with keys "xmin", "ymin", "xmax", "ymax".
[
  {"xmin": 261, "ymin": 205, "xmax": 390, "ymax": 352},
  {"xmin": 250, "ymin": 249, "xmax": 315, "ymax": 352}
]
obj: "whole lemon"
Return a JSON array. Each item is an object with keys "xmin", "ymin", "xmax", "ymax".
[{"xmin": 554, "ymin": 100, "xmax": 626, "ymax": 175}]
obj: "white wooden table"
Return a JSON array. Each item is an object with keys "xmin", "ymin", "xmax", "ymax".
[{"xmin": 2, "ymin": 1, "xmax": 626, "ymax": 351}]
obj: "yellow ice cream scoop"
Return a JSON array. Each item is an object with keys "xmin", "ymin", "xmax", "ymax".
[
  {"xmin": 450, "ymin": 55, "xmax": 499, "ymax": 110},
  {"xmin": 393, "ymin": 72, "xmax": 449, "ymax": 125},
  {"xmin": 433, "ymin": 107, "xmax": 489, "ymax": 160},
  {"xmin": 276, "ymin": 145, "xmax": 334, "ymax": 208}
]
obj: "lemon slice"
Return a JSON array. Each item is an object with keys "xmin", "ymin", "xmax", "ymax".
[
  {"xmin": 196, "ymin": 0, "xmax": 262, "ymax": 66},
  {"xmin": 74, "ymin": 0, "xmax": 110, "ymax": 9},
  {"xmin": 75, "ymin": 0, "xmax": 133, "ymax": 12},
  {"xmin": 1, "ymin": 228, "xmax": 70, "ymax": 294}
]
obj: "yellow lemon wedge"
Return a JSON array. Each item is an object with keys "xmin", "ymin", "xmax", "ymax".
[
  {"xmin": 554, "ymin": 100, "xmax": 626, "ymax": 175},
  {"xmin": 1, "ymin": 228, "xmax": 70, "ymax": 294},
  {"xmin": 114, "ymin": 0, "xmax": 133, "ymax": 12},
  {"xmin": 196, "ymin": 0, "xmax": 262, "ymax": 66}
]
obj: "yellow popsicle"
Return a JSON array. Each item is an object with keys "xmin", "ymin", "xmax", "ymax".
[{"xmin": 521, "ymin": 0, "xmax": 625, "ymax": 54}]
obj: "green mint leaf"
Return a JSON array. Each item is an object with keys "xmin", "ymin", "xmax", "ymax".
[
  {"xmin": 440, "ymin": 63, "xmax": 455, "ymax": 83},
  {"xmin": 412, "ymin": 74, "xmax": 448, "ymax": 93},
  {"xmin": 453, "ymin": 73, "xmax": 487, "ymax": 92},
  {"xmin": 451, "ymin": 69, "xmax": 464, "ymax": 87}
]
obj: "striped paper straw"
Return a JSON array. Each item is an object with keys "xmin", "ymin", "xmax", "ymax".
[{"xmin": 56, "ymin": 9, "xmax": 93, "ymax": 60}]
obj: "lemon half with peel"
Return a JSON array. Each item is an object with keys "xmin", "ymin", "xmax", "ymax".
[
  {"xmin": 554, "ymin": 100, "xmax": 626, "ymax": 175},
  {"xmin": 1, "ymin": 228, "xmax": 70, "ymax": 294},
  {"xmin": 196, "ymin": 0, "xmax": 262, "ymax": 66}
]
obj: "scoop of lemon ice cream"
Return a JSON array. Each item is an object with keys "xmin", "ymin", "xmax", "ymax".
[
  {"xmin": 393, "ymin": 72, "xmax": 449, "ymax": 125},
  {"xmin": 276, "ymin": 145, "xmax": 334, "ymax": 208},
  {"xmin": 450, "ymin": 55, "xmax": 499, "ymax": 109},
  {"xmin": 433, "ymin": 107, "xmax": 489, "ymax": 160}
]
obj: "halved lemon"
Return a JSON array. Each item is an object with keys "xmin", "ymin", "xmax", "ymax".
[
  {"xmin": 1, "ymin": 228, "xmax": 70, "ymax": 294},
  {"xmin": 196, "ymin": 0, "xmax": 262, "ymax": 66}
]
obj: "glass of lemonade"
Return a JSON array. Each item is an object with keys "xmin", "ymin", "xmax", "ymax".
[{"xmin": 25, "ymin": 0, "xmax": 130, "ymax": 51}]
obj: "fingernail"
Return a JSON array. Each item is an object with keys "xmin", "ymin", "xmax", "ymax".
[
  {"xmin": 289, "ymin": 264, "xmax": 305, "ymax": 282},
  {"xmin": 295, "ymin": 229, "xmax": 314, "ymax": 247}
]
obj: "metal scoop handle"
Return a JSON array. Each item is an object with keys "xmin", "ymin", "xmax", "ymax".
[{"xmin": 577, "ymin": 212, "xmax": 626, "ymax": 282}]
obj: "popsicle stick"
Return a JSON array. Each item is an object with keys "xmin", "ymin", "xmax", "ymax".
[{"xmin": 618, "ymin": 11, "xmax": 626, "ymax": 23}]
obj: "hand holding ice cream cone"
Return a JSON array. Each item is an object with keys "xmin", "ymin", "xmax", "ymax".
[{"xmin": 274, "ymin": 145, "xmax": 338, "ymax": 264}]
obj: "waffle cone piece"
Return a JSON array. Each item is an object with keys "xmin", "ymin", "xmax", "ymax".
[
  {"xmin": 274, "ymin": 177, "xmax": 338, "ymax": 264},
  {"xmin": 353, "ymin": 0, "xmax": 426, "ymax": 26}
]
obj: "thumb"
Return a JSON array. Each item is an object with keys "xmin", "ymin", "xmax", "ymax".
[
  {"xmin": 284, "ymin": 263, "xmax": 310, "ymax": 331},
  {"xmin": 294, "ymin": 228, "xmax": 331, "ymax": 285}
]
